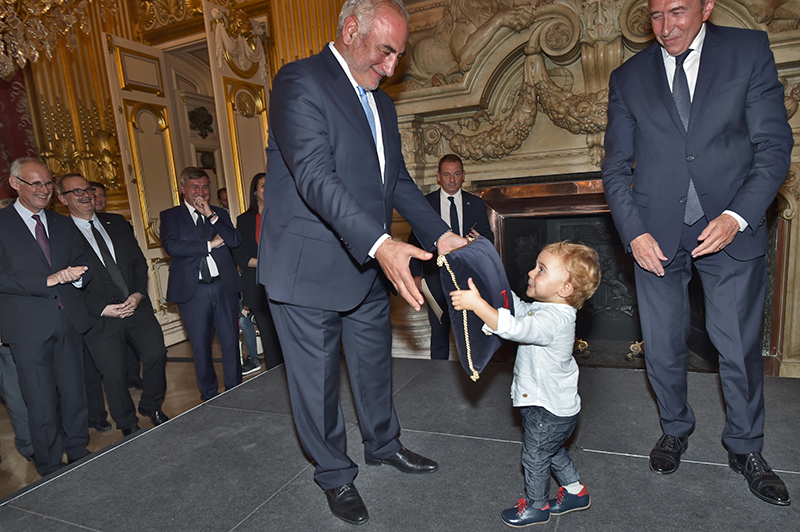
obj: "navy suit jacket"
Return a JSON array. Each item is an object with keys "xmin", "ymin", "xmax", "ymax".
[
  {"xmin": 0, "ymin": 206, "xmax": 93, "ymax": 342},
  {"xmin": 602, "ymin": 23, "xmax": 793, "ymax": 262},
  {"xmin": 258, "ymin": 45, "xmax": 449, "ymax": 312},
  {"xmin": 160, "ymin": 204, "xmax": 242, "ymax": 303},
  {"xmin": 75, "ymin": 213, "xmax": 156, "ymax": 338},
  {"xmin": 410, "ymin": 189, "xmax": 494, "ymax": 284}
]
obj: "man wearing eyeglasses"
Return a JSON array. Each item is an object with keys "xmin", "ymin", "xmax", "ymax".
[
  {"xmin": 58, "ymin": 173, "xmax": 169, "ymax": 436},
  {"xmin": 0, "ymin": 157, "xmax": 93, "ymax": 476}
]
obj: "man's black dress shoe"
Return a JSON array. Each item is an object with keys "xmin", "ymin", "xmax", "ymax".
[
  {"xmin": 138, "ymin": 407, "xmax": 169, "ymax": 426},
  {"xmin": 365, "ymin": 447, "xmax": 438, "ymax": 474},
  {"xmin": 323, "ymin": 483, "xmax": 369, "ymax": 525},
  {"xmin": 121, "ymin": 425, "xmax": 141, "ymax": 437},
  {"xmin": 729, "ymin": 451, "xmax": 791, "ymax": 506},
  {"xmin": 649, "ymin": 434, "xmax": 688, "ymax": 474},
  {"xmin": 88, "ymin": 419, "xmax": 112, "ymax": 432}
]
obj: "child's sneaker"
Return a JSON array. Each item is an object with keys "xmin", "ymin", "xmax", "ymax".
[
  {"xmin": 500, "ymin": 499, "xmax": 550, "ymax": 527},
  {"xmin": 548, "ymin": 486, "xmax": 591, "ymax": 515}
]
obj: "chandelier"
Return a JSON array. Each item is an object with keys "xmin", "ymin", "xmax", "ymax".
[{"xmin": 0, "ymin": 0, "xmax": 119, "ymax": 79}]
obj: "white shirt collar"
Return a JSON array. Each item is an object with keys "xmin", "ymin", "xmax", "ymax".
[
  {"xmin": 329, "ymin": 42, "xmax": 362, "ymax": 94},
  {"xmin": 660, "ymin": 23, "xmax": 706, "ymax": 62},
  {"xmin": 440, "ymin": 188, "xmax": 463, "ymax": 201}
]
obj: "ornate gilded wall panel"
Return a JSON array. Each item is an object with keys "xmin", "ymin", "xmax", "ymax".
[
  {"xmin": 116, "ymin": 48, "xmax": 166, "ymax": 95},
  {"xmin": 123, "ymin": 101, "xmax": 180, "ymax": 248},
  {"xmin": 26, "ymin": 0, "xmax": 136, "ymax": 204},
  {"xmin": 223, "ymin": 78, "xmax": 268, "ymax": 205}
]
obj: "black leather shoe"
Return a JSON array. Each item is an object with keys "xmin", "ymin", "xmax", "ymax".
[
  {"xmin": 88, "ymin": 419, "xmax": 112, "ymax": 432},
  {"xmin": 323, "ymin": 483, "xmax": 369, "ymax": 525},
  {"xmin": 138, "ymin": 407, "xmax": 169, "ymax": 426},
  {"xmin": 729, "ymin": 451, "xmax": 791, "ymax": 506},
  {"xmin": 121, "ymin": 425, "xmax": 141, "ymax": 437},
  {"xmin": 649, "ymin": 434, "xmax": 688, "ymax": 474},
  {"xmin": 365, "ymin": 447, "xmax": 438, "ymax": 474}
]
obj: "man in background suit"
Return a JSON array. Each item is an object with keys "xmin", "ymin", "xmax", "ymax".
[
  {"xmin": 0, "ymin": 158, "xmax": 92, "ymax": 475},
  {"xmin": 411, "ymin": 154, "xmax": 493, "ymax": 359},
  {"xmin": 602, "ymin": 0, "xmax": 792, "ymax": 505},
  {"xmin": 258, "ymin": 0, "xmax": 466, "ymax": 524},
  {"xmin": 161, "ymin": 167, "xmax": 242, "ymax": 401},
  {"xmin": 59, "ymin": 174, "xmax": 169, "ymax": 435}
]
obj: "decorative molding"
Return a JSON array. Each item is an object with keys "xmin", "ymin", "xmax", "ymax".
[
  {"xmin": 777, "ymin": 164, "xmax": 799, "ymax": 221},
  {"xmin": 210, "ymin": 6, "xmax": 269, "ymax": 83},
  {"xmin": 38, "ymin": 96, "xmax": 123, "ymax": 189},
  {"xmin": 188, "ymin": 106, "xmax": 215, "ymax": 138}
]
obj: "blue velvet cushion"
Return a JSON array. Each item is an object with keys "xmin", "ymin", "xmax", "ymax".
[{"xmin": 438, "ymin": 236, "xmax": 513, "ymax": 381}]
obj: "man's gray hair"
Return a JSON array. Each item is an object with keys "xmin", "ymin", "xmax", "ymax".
[
  {"xmin": 336, "ymin": 0, "xmax": 409, "ymax": 37},
  {"xmin": 179, "ymin": 167, "xmax": 210, "ymax": 187},
  {"xmin": 9, "ymin": 157, "xmax": 46, "ymax": 179}
]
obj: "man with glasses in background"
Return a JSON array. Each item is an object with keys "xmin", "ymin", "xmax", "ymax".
[
  {"xmin": 59, "ymin": 173, "xmax": 169, "ymax": 436},
  {"xmin": 0, "ymin": 158, "xmax": 93, "ymax": 475}
]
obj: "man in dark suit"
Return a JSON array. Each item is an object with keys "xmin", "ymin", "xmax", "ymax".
[
  {"xmin": 58, "ymin": 173, "xmax": 169, "ymax": 434},
  {"xmin": 257, "ymin": 0, "xmax": 466, "ymax": 524},
  {"xmin": 160, "ymin": 167, "xmax": 242, "ymax": 401},
  {"xmin": 411, "ymin": 154, "xmax": 494, "ymax": 359},
  {"xmin": 602, "ymin": 0, "xmax": 792, "ymax": 505},
  {"xmin": 0, "ymin": 158, "xmax": 92, "ymax": 475}
]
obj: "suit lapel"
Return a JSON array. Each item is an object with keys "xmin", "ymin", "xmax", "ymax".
[
  {"xmin": 4, "ymin": 207, "xmax": 50, "ymax": 269},
  {"xmin": 690, "ymin": 23, "xmax": 720, "ymax": 129},
  {"xmin": 647, "ymin": 43, "xmax": 687, "ymax": 137},
  {"xmin": 323, "ymin": 48, "xmax": 376, "ymax": 147}
]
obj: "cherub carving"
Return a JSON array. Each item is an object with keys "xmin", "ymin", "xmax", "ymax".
[{"xmin": 402, "ymin": 0, "xmax": 539, "ymax": 89}]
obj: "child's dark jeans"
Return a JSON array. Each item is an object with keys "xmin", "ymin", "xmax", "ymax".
[{"xmin": 520, "ymin": 405, "xmax": 581, "ymax": 508}]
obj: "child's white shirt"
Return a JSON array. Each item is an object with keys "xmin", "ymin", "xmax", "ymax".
[{"xmin": 483, "ymin": 292, "xmax": 580, "ymax": 416}]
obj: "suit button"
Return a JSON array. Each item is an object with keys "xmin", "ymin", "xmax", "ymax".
[
  {"xmin": 680, "ymin": 197, "xmax": 687, "ymax": 203},
  {"xmin": 686, "ymin": 155, "xmax": 695, "ymax": 162}
]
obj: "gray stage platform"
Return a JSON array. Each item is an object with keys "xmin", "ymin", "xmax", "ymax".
[{"xmin": 0, "ymin": 359, "xmax": 798, "ymax": 531}]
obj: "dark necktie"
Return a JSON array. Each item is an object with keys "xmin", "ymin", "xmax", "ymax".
[
  {"xmin": 195, "ymin": 210, "xmax": 212, "ymax": 282},
  {"xmin": 32, "ymin": 214, "xmax": 51, "ymax": 265},
  {"xmin": 673, "ymin": 49, "xmax": 704, "ymax": 226},
  {"xmin": 357, "ymin": 86, "xmax": 377, "ymax": 144},
  {"xmin": 448, "ymin": 196, "xmax": 460, "ymax": 236},
  {"xmin": 89, "ymin": 219, "xmax": 129, "ymax": 298},
  {"xmin": 33, "ymin": 214, "xmax": 63, "ymax": 308}
]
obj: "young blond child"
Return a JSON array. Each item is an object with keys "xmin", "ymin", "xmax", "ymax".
[{"xmin": 451, "ymin": 241, "xmax": 601, "ymax": 527}]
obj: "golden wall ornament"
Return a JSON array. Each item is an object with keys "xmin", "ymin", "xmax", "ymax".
[{"xmin": 38, "ymin": 95, "xmax": 123, "ymax": 188}]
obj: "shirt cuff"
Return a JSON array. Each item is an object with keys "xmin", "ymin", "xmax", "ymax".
[
  {"xmin": 723, "ymin": 210, "xmax": 747, "ymax": 232},
  {"xmin": 368, "ymin": 234, "xmax": 391, "ymax": 259}
]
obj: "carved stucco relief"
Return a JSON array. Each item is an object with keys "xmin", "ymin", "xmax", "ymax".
[{"xmin": 394, "ymin": 0, "xmax": 800, "ymax": 170}]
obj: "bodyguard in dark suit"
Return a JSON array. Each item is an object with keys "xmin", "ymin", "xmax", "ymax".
[
  {"xmin": 410, "ymin": 154, "xmax": 493, "ymax": 359},
  {"xmin": 602, "ymin": 0, "xmax": 792, "ymax": 505},
  {"xmin": 257, "ymin": 0, "xmax": 467, "ymax": 524},
  {"xmin": 58, "ymin": 174, "xmax": 169, "ymax": 434},
  {"xmin": 0, "ymin": 158, "xmax": 92, "ymax": 475},
  {"xmin": 160, "ymin": 167, "xmax": 242, "ymax": 401}
]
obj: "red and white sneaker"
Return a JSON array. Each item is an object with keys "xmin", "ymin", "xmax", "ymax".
[{"xmin": 548, "ymin": 486, "xmax": 591, "ymax": 516}]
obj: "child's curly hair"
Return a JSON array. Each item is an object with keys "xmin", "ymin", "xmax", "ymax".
[{"xmin": 542, "ymin": 241, "xmax": 602, "ymax": 309}]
